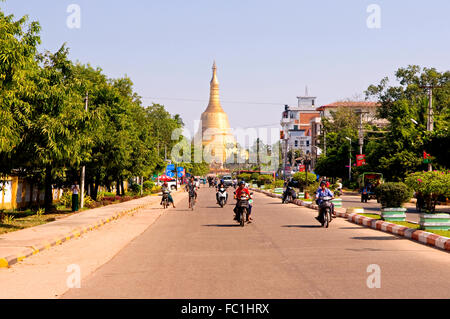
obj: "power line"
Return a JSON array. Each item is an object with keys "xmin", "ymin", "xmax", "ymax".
[{"xmin": 140, "ymin": 96, "xmax": 284, "ymax": 106}]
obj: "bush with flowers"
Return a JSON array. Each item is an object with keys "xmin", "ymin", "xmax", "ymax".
[{"xmin": 405, "ymin": 170, "xmax": 450, "ymax": 213}]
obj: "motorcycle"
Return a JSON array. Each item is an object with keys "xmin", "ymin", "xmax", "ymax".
[
  {"xmin": 236, "ymin": 193, "xmax": 250, "ymax": 227},
  {"xmin": 162, "ymin": 190, "xmax": 170, "ymax": 209},
  {"xmin": 282, "ymin": 187, "xmax": 296, "ymax": 204},
  {"xmin": 217, "ymin": 187, "xmax": 228, "ymax": 208},
  {"xmin": 318, "ymin": 196, "xmax": 334, "ymax": 228}
]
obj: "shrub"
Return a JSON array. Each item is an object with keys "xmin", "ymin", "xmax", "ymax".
[
  {"xmin": 237, "ymin": 173, "xmax": 252, "ymax": 182},
  {"xmin": 307, "ymin": 182, "xmax": 319, "ymax": 199},
  {"xmin": 84, "ymin": 195, "xmax": 94, "ymax": 208},
  {"xmin": 143, "ymin": 181, "xmax": 154, "ymax": 192},
  {"xmin": 2, "ymin": 214, "xmax": 14, "ymax": 225},
  {"xmin": 60, "ymin": 191, "xmax": 73, "ymax": 208},
  {"xmin": 250, "ymin": 173, "xmax": 260, "ymax": 182},
  {"xmin": 129, "ymin": 182, "xmax": 142, "ymax": 194},
  {"xmin": 405, "ymin": 170, "xmax": 450, "ymax": 212},
  {"xmin": 292, "ymin": 172, "xmax": 317, "ymax": 190},
  {"xmin": 270, "ymin": 179, "xmax": 284, "ymax": 189},
  {"xmin": 152, "ymin": 186, "xmax": 162, "ymax": 194},
  {"xmin": 375, "ymin": 182, "xmax": 412, "ymax": 208},
  {"xmin": 257, "ymin": 175, "xmax": 273, "ymax": 187}
]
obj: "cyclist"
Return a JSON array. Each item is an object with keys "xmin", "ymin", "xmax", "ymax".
[{"xmin": 187, "ymin": 176, "xmax": 198, "ymax": 204}]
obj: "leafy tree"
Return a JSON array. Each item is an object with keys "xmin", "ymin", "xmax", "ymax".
[{"xmin": 365, "ymin": 65, "xmax": 450, "ymax": 180}]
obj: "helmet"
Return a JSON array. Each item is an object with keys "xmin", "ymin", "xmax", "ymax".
[
  {"xmin": 320, "ymin": 180, "xmax": 327, "ymax": 186},
  {"xmin": 239, "ymin": 181, "xmax": 245, "ymax": 186},
  {"xmin": 220, "ymin": 179, "xmax": 224, "ymax": 184}
]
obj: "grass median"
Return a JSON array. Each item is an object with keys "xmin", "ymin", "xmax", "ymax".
[{"xmin": 357, "ymin": 213, "xmax": 450, "ymax": 238}]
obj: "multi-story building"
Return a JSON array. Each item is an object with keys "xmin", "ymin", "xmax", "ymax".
[
  {"xmin": 309, "ymin": 101, "xmax": 387, "ymax": 160},
  {"xmin": 280, "ymin": 93, "xmax": 321, "ymax": 174}
]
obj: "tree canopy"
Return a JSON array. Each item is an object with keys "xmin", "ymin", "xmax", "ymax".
[{"xmin": 0, "ymin": 9, "xmax": 185, "ymax": 210}]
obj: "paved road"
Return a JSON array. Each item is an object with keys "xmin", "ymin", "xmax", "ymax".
[
  {"xmin": 63, "ymin": 187, "xmax": 450, "ymax": 299},
  {"xmin": 341, "ymin": 194, "xmax": 449, "ymax": 223}
]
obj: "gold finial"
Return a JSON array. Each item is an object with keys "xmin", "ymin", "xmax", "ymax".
[{"xmin": 211, "ymin": 61, "xmax": 219, "ymax": 86}]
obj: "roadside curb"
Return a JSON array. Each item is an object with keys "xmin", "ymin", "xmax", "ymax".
[
  {"xmin": 0, "ymin": 205, "xmax": 145, "ymax": 268},
  {"xmin": 0, "ymin": 189, "xmax": 183, "ymax": 268},
  {"xmin": 250, "ymin": 188, "xmax": 450, "ymax": 252}
]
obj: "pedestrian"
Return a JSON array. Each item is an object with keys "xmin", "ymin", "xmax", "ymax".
[{"xmin": 71, "ymin": 181, "xmax": 80, "ymax": 212}]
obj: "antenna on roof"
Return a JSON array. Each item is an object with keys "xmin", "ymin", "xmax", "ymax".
[{"xmin": 305, "ymin": 86, "xmax": 309, "ymax": 97}]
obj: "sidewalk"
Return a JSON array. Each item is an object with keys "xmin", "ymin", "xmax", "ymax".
[{"xmin": 0, "ymin": 191, "xmax": 179, "ymax": 268}]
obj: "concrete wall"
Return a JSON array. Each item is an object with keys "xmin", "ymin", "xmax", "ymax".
[{"xmin": 0, "ymin": 176, "xmax": 63, "ymax": 210}]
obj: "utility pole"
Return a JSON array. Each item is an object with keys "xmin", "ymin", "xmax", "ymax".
[
  {"xmin": 80, "ymin": 92, "xmax": 88, "ymax": 209},
  {"xmin": 356, "ymin": 109, "xmax": 369, "ymax": 155},
  {"xmin": 420, "ymin": 85, "xmax": 441, "ymax": 172},
  {"xmin": 345, "ymin": 137, "xmax": 352, "ymax": 182}
]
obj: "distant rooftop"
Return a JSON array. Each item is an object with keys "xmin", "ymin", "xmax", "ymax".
[{"xmin": 316, "ymin": 101, "xmax": 380, "ymax": 111}]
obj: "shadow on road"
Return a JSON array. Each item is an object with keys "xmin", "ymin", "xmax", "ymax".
[
  {"xmin": 282, "ymin": 225, "xmax": 322, "ymax": 228},
  {"xmin": 202, "ymin": 224, "xmax": 241, "ymax": 228},
  {"xmin": 351, "ymin": 236, "xmax": 400, "ymax": 240}
]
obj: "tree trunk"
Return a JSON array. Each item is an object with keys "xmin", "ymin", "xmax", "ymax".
[
  {"xmin": 116, "ymin": 179, "xmax": 121, "ymax": 196},
  {"xmin": 44, "ymin": 165, "xmax": 53, "ymax": 213},
  {"xmin": 92, "ymin": 173, "xmax": 100, "ymax": 200},
  {"xmin": 121, "ymin": 179, "xmax": 125, "ymax": 196}
]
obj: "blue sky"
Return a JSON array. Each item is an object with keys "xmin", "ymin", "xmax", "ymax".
[{"xmin": 2, "ymin": 0, "xmax": 449, "ymax": 142}]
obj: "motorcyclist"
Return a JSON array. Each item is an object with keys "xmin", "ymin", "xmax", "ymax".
[
  {"xmin": 315, "ymin": 181, "xmax": 334, "ymax": 221},
  {"xmin": 282, "ymin": 178, "xmax": 297, "ymax": 202},
  {"xmin": 216, "ymin": 179, "xmax": 228, "ymax": 204},
  {"xmin": 161, "ymin": 181, "xmax": 176, "ymax": 208},
  {"xmin": 233, "ymin": 181, "xmax": 252, "ymax": 222}
]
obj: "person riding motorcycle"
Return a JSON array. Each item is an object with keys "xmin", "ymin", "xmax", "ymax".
[
  {"xmin": 315, "ymin": 181, "xmax": 334, "ymax": 221},
  {"xmin": 233, "ymin": 181, "xmax": 252, "ymax": 222},
  {"xmin": 216, "ymin": 179, "xmax": 228, "ymax": 204},
  {"xmin": 282, "ymin": 178, "xmax": 297, "ymax": 203},
  {"xmin": 161, "ymin": 181, "xmax": 176, "ymax": 208}
]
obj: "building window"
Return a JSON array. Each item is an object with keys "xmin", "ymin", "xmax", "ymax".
[
  {"xmin": 294, "ymin": 140, "xmax": 298, "ymax": 147},
  {"xmin": 312, "ymin": 100, "xmax": 315, "ymax": 106},
  {"xmin": 294, "ymin": 125, "xmax": 298, "ymax": 130},
  {"xmin": 306, "ymin": 141, "xmax": 310, "ymax": 147}
]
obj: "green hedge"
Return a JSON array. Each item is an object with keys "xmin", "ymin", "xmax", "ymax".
[{"xmin": 375, "ymin": 182, "xmax": 412, "ymax": 208}]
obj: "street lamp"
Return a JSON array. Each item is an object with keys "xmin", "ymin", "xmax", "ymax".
[{"xmin": 345, "ymin": 137, "xmax": 352, "ymax": 182}]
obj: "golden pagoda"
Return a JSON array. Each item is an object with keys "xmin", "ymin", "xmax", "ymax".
[{"xmin": 197, "ymin": 62, "xmax": 236, "ymax": 168}]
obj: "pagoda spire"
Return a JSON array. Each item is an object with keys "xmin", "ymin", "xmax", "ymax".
[{"xmin": 206, "ymin": 61, "xmax": 223, "ymax": 112}]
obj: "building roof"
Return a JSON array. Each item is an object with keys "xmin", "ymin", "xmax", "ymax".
[{"xmin": 316, "ymin": 101, "xmax": 380, "ymax": 111}]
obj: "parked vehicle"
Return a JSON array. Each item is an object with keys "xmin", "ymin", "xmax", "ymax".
[
  {"xmin": 358, "ymin": 172, "xmax": 383, "ymax": 202},
  {"xmin": 222, "ymin": 175, "xmax": 233, "ymax": 187}
]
